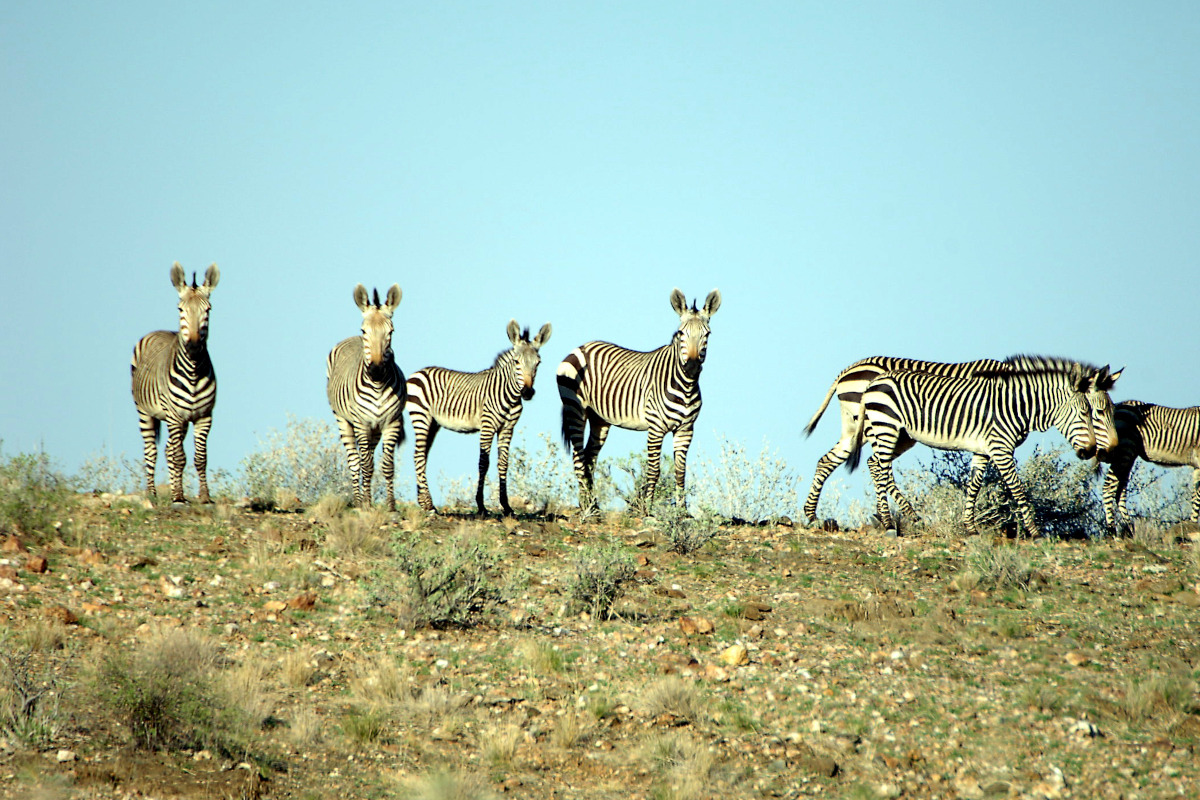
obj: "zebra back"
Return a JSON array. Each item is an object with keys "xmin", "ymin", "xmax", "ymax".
[{"xmin": 1110, "ymin": 400, "xmax": 1200, "ymax": 467}]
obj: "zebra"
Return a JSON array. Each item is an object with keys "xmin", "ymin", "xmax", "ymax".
[
  {"xmin": 407, "ymin": 320, "xmax": 552, "ymax": 517},
  {"xmin": 326, "ymin": 284, "xmax": 406, "ymax": 510},
  {"xmin": 1100, "ymin": 400, "xmax": 1200, "ymax": 535},
  {"xmin": 852, "ymin": 355, "xmax": 1120, "ymax": 537},
  {"xmin": 557, "ymin": 288, "xmax": 721, "ymax": 516},
  {"xmin": 802, "ymin": 356, "xmax": 1013, "ymax": 523},
  {"xmin": 131, "ymin": 262, "xmax": 220, "ymax": 504}
]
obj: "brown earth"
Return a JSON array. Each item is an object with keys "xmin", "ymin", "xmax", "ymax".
[{"xmin": 1, "ymin": 497, "xmax": 1198, "ymax": 799}]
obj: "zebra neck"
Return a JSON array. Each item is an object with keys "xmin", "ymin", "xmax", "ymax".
[{"xmin": 173, "ymin": 337, "xmax": 211, "ymax": 376}]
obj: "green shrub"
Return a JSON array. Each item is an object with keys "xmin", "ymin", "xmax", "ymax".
[
  {"xmin": 392, "ymin": 531, "xmax": 502, "ymax": 629},
  {"xmin": 959, "ymin": 538, "xmax": 1035, "ymax": 590},
  {"xmin": 502, "ymin": 432, "xmax": 577, "ymax": 514},
  {"xmin": 73, "ymin": 451, "xmax": 143, "ymax": 494},
  {"xmin": 900, "ymin": 445, "xmax": 1105, "ymax": 538},
  {"xmin": 567, "ymin": 539, "xmax": 637, "ymax": 618},
  {"xmin": 0, "ymin": 444, "xmax": 73, "ymax": 540},
  {"xmin": 658, "ymin": 504, "xmax": 720, "ymax": 555},
  {"xmin": 91, "ymin": 629, "xmax": 250, "ymax": 754},
  {"xmin": 240, "ymin": 415, "xmax": 348, "ymax": 506}
]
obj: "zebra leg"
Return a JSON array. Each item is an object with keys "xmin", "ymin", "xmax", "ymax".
[
  {"xmin": 577, "ymin": 415, "xmax": 609, "ymax": 517},
  {"xmin": 884, "ymin": 437, "xmax": 919, "ymax": 524},
  {"xmin": 803, "ymin": 445, "xmax": 851, "ymax": 523},
  {"xmin": 671, "ymin": 426, "xmax": 695, "ymax": 509},
  {"xmin": 640, "ymin": 428, "xmax": 666, "ymax": 513},
  {"xmin": 335, "ymin": 418, "xmax": 363, "ymax": 506},
  {"xmin": 476, "ymin": 426, "xmax": 496, "ymax": 517},
  {"xmin": 1102, "ymin": 455, "xmax": 1135, "ymax": 535},
  {"xmin": 356, "ymin": 429, "xmax": 377, "ymax": 508},
  {"xmin": 1191, "ymin": 468, "xmax": 1200, "ymax": 525},
  {"xmin": 193, "ymin": 415, "xmax": 213, "ymax": 504},
  {"xmin": 496, "ymin": 421, "xmax": 517, "ymax": 517},
  {"xmin": 165, "ymin": 420, "xmax": 189, "ymax": 503},
  {"xmin": 866, "ymin": 454, "xmax": 895, "ymax": 530},
  {"xmin": 138, "ymin": 411, "xmax": 160, "ymax": 498},
  {"xmin": 991, "ymin": 450, "xmax": 1040, "ymax": 537},
  {"xmin": 963, "ymin": 453, "xmax": 990, "ymax": 536},
  {"xmin": 379, "ymin": 419, "xmax": 404, "ymax": 512},
  {"xmin": 411, "ymin": 415, "xmax": 440, "ymax": 512}
]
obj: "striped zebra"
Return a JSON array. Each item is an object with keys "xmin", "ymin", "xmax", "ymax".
[
  {"xmin": 1100, "ymin": 400, "xmax": 1200, "ymax": 535},
  {"xmin": 407, "ymin": 321, "xmax": 552, "ymax": 516},
  {"xmin": 326, "ymin": 284, "xmax": 406, "ymax": 510},
  {"xmin": 802, "ymin": 356, "xmax": 1012, "ymax": 522},
  {"xmin": 131, "ymin": 263, "xmax": 220, "ymax": 504},
  {"xmin": 853, "ymin": 355, "xmax": 1120, "ymax": 537},
  {"xmin": 557, "ymin": 288, "xmax": 721, "ymax": 516}
]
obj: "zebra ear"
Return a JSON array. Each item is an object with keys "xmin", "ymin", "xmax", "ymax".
[
  {"xmin": 702, "ymin": 289, "xmax": 721, "ymax": 317},
  {"xmin": 383, "ymin": 284, "xmax": 402, "ymax": 313},
  {"xmin": 1096, "ymin": 365, "xmax": 1122, "ymax": 391},
  {"xmin": 170, "ymin": 262, "xmax": 186, "ymax": 292},
  {"xmin": 670, "ymin": 288, "xmax": 687, "ymax": 315},
  {"xmin": 507, "ymin": 319, "xmax": 522, "ymax": 345},
  {"xmin": 353, "ymin": 284, "xmax": 370, "ymax": 311},
  {"xmin": 532, "ymin": 323, "xmax": 552, "ymax": 348},
  {"xmin": 201, "ymin": 264, "xmax": 220, "ymax": 293}
]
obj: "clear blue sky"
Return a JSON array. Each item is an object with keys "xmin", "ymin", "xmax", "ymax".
[{"xmin": 3, "ymin": 3, "xmax": 1198, "ymax": 512}]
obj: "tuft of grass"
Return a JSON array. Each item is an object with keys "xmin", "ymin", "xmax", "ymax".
[
  {"xmin": 398, "ymin": 771, "xmax": 496, "ymax": 800},
  {"xmin": 309, "ymin": 494, "xmax": 348, "ymax": 528},
  {"xmin": 550, "ymin": 713, "xmax": 598, "ymax": 750},
  {"xmin": 658, "ymin": 505, "xmax": 720, "ymax": 555},
  {"xmin": 324, "ymin": 508, "xmax": 392, "ymax": 559},
  {"xmin": 0, "ymin": 444, "xmax": 74, "ymax": 542},
  {"xmin": 567, "ymin": 538, "xmax": 637, "ymax": 618},
  {"xmin": 518, "ymin": 640, "xmax": 564, "ymax": 674},
  {"xmin": 340, "ymin": 705, "xmax": 388, "ymax": 746},
  {"xmin": 958, "ymin": 538, "xmax": 1036, "ymax": 590},
  {"xmin": 348, "ymin": 654, "xmax": 411, "ymax": 706},
  {"xmin": 281, "ymin": 648, "xmax": 320, "ymax": 689},
  {"xmin": 478, "ymin": 723, "xmax": 522, "ymax": 770},
  {"xmin": 644, "ymin": 731, "xmax": 716, "ymax": 800},
  {"xmin": 641, "ymin": 677, "xmax": 707, "ymax": 724},
  {"xmin": 1116, "ymin": 671, "xmax": 1198, "ymax": 723},
  {"xmin": 0, "ymin": 642, "xmax": 62, "ymax": 748}
]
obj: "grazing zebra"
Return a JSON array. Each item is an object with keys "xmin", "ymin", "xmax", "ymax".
[
  {"xmin": 1100, "ymin": 400, "xmax": 1200, "ymax": 535},
  {"xmin": 558, "ymin": 288, "xmax": 721, "ymax": 516},
  {"xmin": 853, "ymin": 355, "xmax": 1120, "ymax": 537},
  {"xmin": 802, "ymin": 356, "xmax": 1012, "ymax": 522},
  {"xmin": 326, "ymin": 284, "xmax": 406, "ymax": 510},
  {"xmin": 407, "ymin": 321, "xmax": 552, "ymax": 517},
  {"xmin": 131, "ymin": 263, "xmax": 220, "ymax": 504}
]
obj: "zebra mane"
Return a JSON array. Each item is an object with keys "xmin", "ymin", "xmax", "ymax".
[
  {"xmin": 979, "ymin": 354, "xmax": 1098, "ymax": 381},
  {"xmin": 492, "ymin": 346, "xmax": 520, "ymax": 368}
]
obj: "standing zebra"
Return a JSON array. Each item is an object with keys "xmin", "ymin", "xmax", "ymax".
[
  {"xmin": 853, "ymin": 355, "xmax": 1120, "ymax": 537},
  {"xmin": 406, "ymin": 320, "xmax": 552, "ymax": 516},
  {"xmin": 802, "ymin": 356, "xmax": 1012, "ymax": 523},
  {"xmin": 1100, "ymin": 400, "xmax": 1200, "ymax": 535},
  {"xmin": 558, "ymin": 288, "xmax": 720, "ymax": 516},
  {"xmin": 327, "ymin": 284, "xmax": 406, "ymax": 510},
  {"xmin": 131, "ymin": 263, "xmax": 220, "ymax": 504}
]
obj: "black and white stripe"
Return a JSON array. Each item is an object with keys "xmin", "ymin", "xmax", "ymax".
[
  {"xmin": 1101, "ymin": 400, "xmax": 1200, "ymax": 535},
  {"xmin": 557, "ymin": 288, "xmax": 720, "ymax": 515},
  {"xmin": 802, "ymin": 356, "xmax": 1012, "ymax": 522},
  {"xmin": 406, "ymin": 320, "xmax": 551, "ymax": 516},
  {"xmin": 131, "ymin": 263, "xmax": 220, "ymax": 503},
  {"xmin": 855, "ymin": 355, "xmax": 1120, "ymax": 536},
  {"xmin": 327, "ymin": 284, "xmax": 406, "ymax": 510}
]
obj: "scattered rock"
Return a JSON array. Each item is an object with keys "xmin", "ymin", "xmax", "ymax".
[
  {"xmin": 26, "ymin": 555, "xmax": 48, "ymax": 574},
  {"xmin": 1064, "ymin": 651, "xmax": 1090, "ymax": 668},
  {"xmin": 287, "ymin": 592, "xmax": 318, "ymax": 610},
  {"xmin": 702, "ymin": 664, "xmax": 730, "ymax": 682},
  {"xmin": 3, "ymin": 536, "xmax": 28, "ymax": 553},
  {"xmin": 56, "ymin": 750, "xmax": 76, "ymax": 763},
  {"xmin": 78, "ymin": 548, "xmax": 105, "ymax": 566},
  {"xmin": 44, "ymin": 605, "xmax": 78, "ymax": 625},
  {"xmin": 953, "ymin": 774, "xmax": 985, "ymax": 799},
  {"xmin": 263, "ymin": 600, "xmax": 288, "ymax": 613},
  {"xmin": 798, "ymin": 754, "xmax": 839, "ymax": 778},
  {"xmin": 524, "ymin": 543, "xmax": 547, "ymax": 557},
  {"xmin": 1171, "ymin": 590, "xmax": 1200, "ymax": 608},
  {"xmin": 719, "ymin": 644, "xmax": 749, "ymax": 667}
]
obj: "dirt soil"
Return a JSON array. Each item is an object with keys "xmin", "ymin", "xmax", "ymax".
[{"xmin": 2, "ymin": 498, "xmax": 1199, "ymax": 799}]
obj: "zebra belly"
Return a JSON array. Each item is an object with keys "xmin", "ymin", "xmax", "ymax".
[{"xmin": 433, "ymin": 411, "xmax": 482, "ymax": 434}]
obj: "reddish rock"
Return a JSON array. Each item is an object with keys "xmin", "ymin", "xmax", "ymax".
[
  {"xmin": 2, "ymin": 535, "xmax": 27, "ymax": 553},
  {"xmin": 44, "ymin": 605, "xmax": 79, "ymax": 625},
  {"xmin": 287, "ymin": 591, "xmax": 318, "ymax": 610},
  {"xmin": 26, "ymin": 555, "xmax": 48, "ymax": 574}
]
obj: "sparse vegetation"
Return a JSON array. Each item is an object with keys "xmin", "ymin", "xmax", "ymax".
[
  {"xmin": 0, "ymin": 444, "xmax": 73, "ymax": 541},
  {"xmin": 567, "ymin": 538, "xmax": 638, "ymax": 617},
  {"xmin": 240, "ymin": 415, "xmax": 348, "ymax": 506},
  {"xmin": 391, "ymin": 529, "xmax": 503, "ymax": 629}
]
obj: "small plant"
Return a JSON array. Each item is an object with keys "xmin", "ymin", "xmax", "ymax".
[
  {"xmin": 392, "ymin": 529, "xmax": 502, "ymax": 629},
  {"xmin": 567, "ymin": 539, "xmax": 637, "ymax": 618},
  {"xmin": 74, "ymin": 450, "xmax": 143, "ymax": 494},
  {"xmin": 323, "ymin": 508, "xmax": 393, "ymax": 559},
  {"xmin": 607, "ymin": 451, "xmax": 676, "ymax": 516},
  {"xmin": 642, "ymin": 676, "xmax": 707, "ymax": 724},
  {"xmin": 503, "ymin": 432, "xmax": 577, "ymax": 514},
  {"xmin": 0, "ymin": 643, "xmax": 62, "ymax": 748},
  {"xmin": 479, "ymin": 723, "xmax": 521, "ymax": 770},
  {"xmin": 1116, "ymin": 671, "xmax": 1198, "ymax": 723},
  {"xmin": 398, "ymin": 771, "xmax": 496, "ymax": 800},
  {"xmin": 645, "ymin": 731, "xmax": 715, "ymax": 800},
  {"xmin": 348, "ymin": 653, "xmax": 411, "ymax": 705},
  {"xmin": 690, "ymin": 436, "xmax": 802, "ymax": 523},
  {"xmin": 958, "ymin": 538, "xmax": 1035, "ymax": 590},
  {"xmin": 340, "ymin": 706, "xmax": 387, "ymax": 746},
  {"xmin": 658, "ymin": 504, "xmax": 720, "ymax": 555},
  {"xmin": 0, "ymin": 444, "xmax": 73, "ymax": 541},
  {"xmin": 240, "ymin": 415, "xmax": 348, "ymax": 506}
]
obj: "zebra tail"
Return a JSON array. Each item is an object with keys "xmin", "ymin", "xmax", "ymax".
[
  {"xmin": 802, "ymin": 379, "xmax": 839, "ymax": 437},
  {"xmin": 845, "ymin": 416, "xmax": 866, "ymax": 473}
]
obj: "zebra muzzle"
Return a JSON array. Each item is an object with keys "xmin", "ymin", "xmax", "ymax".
[{"xmin": 522, "ymin": 386, "xmax": 536, "ymax": 401}]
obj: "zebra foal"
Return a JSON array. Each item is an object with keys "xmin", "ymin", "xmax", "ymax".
[
  {"xmin": 406, "ymin": 320, "xmax": 552, "ymax": 517},
  {"xmin": 327, "ymin": 284, "xmax": 406, "ymax": 510},
  {"xmin": 854, "ymin": 356, "xmax": 1120, "ymax": 537},
  {"xmin": 802, "ymin": 356, "xmax": 1011, "ymax": 522},
  {"xmin": 558, "ymin": 288, "xmax": 720, "ymax": 516},
  {"xmin": 131, "ymin": 263, "xmax": 220, "ymax": 504},
  {"xmin": 1100, "ymin": 400, "xmax": 1200, "ymax": 535}
]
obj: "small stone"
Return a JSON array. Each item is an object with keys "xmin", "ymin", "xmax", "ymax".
[
  {"xmin": 44, "ymin": 605, "xmax": 78, "ymax": 625},
  {"xmin": 524, "ymin": 544, "xmax": 547, "ymax": 557},
  {"xmin": 798, "ymin": 755, "xmax": 839, "ymax": 777},
  {"xmin": 953, "ymin": 775, "xmax": 985, "ymax": 800},
  {"xmin": 56, "ymin": 750, "xmax": 76, "ymax": 763},
  {"xmin": 702, "ymin": 663, "xmax": 730, "ymax": 682},
  {"xmin": 2, "ymin": 536, "xmax": 27, "ymax": 553},
  {"xmin": 0, "ymin": 565, "xmax": 17, "ymax": 581},
  {"xmin": 263, "ymin": 600, "xmax": 288, "ymax": 612},
  {"xmin": 26, "ymin": 555, "xmax": 48, "ymax": 574},
  {"xmin": 694, "ymin": 617, "xmax": 715, "ymax": 634},
  {"xmin": 719, "ymin": 644, "xmax": 749, "ymax": 667},
  {"xmin": 287, "ymin": 591, "xmax": 318, "ymax": 610},
  {"xmin": 1064, "ymin": 651, "xmax": 1089, "ymax": 667},
  {"xmin": 679, "ymin": 616, "xmax": 699, "ymax": 635}
]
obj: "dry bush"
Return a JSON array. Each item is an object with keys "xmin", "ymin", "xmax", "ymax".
[
  {"xmin": 478, "ymin": 723, "xmax": 522, "ymax": 769},
  {"xmin": 397, "ymin": 771, "xmax": 496, "ymax": 800},
  {"xmin": 280, "ymin": 649, "xmax": 320, "ymax": 689},
  {"xmin": 401, "ymin": 684, "xmax": 469, "ymax": 731},
  {"xmin": 644, "ymin": 731, "xmax": 716, "ymax": 800},
  {"xmin": 18, "ymin": 620, "xmax": 68, "ymax": 653},
  {"xmin": 348, "ymin": 653, "xmax": 412, "ymax": 706},
  {"xmin": 956, "ymin": 538, "xmax": 1036, "ymax": 590},
  {"xmin": 0, "ymin": 642, "xmax": 62, "ymax": 748},
  {"xmin": 324, "ymin": 508, "xmax": 392, "ymax": 559},
  {"xmin": 1117, "ymin": 671, "xmax": 1198, "ymax": 724},
  {"xmin": 641, "ymin": 676, "xmax": 707, "ymax": 724},
  {"xmin": 288, "ymin": 705, "xmax": 323, "ymax": 748},
  {"xmin": 392, "ymin": 528, "xmax": 502, "ymax": 629},
  {"xmin": 309, "ymin": 494, "xmax": 348, "ymax": 528},
  {"xmin": 550, "ymin": 712, "xmax": 598, "ymax": 750},
  {"xmin": 567, "ymin": 538, "xmax": 637, "ymax": 618}
]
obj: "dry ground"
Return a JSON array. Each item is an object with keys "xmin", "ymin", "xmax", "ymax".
[{"xmin": 1, "ymin": 496, "xmax": 1199, "ymax": 800}]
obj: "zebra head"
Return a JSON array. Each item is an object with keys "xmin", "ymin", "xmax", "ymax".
[
  {"xmin": 1086, "ymin": 365, "xmax": 1122, "ymax": 458},
  {"xmin": 506, "ymin": 320, "xmax": 553, "ymax": 400},
  {"xmin": 670, "ymin": 288, "xmax": 721, "ymax": 373},
  {"xmin": 170, "ymin": 262, "xmax": 219, "ymax": 350},
  {"xmin": 353, "ymin": 283, "xmax": 402, "ymax": 377}
]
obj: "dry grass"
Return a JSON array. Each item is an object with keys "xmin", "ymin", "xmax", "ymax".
[
  {"xmin": 644, "ymin": 731, "xmax": 716, "ymax": 800},
  {"xmin": 325, "ymin": 508, "xmax": 392, "ymax": 558},
  {"xmin": 280, "ymin": 648, "xmax": 320, "ymax": 689},
  {"xmin": 348, "ymin": 653, "xmax": 412, "ymax": 706},
  {"xmin": 641, "ymin": 677, "xmax": 707, "ymax": 724},
  {"xmin": 550, "ymin": 712, "xmax": 598, "ymax": 750},
  {"xmin": 396, "ymin": 771, "xmax": 496, "ymax": 800},
  {"xmin": 478, "ymin": 723, "xmax": 522, "ymax": 769}
]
